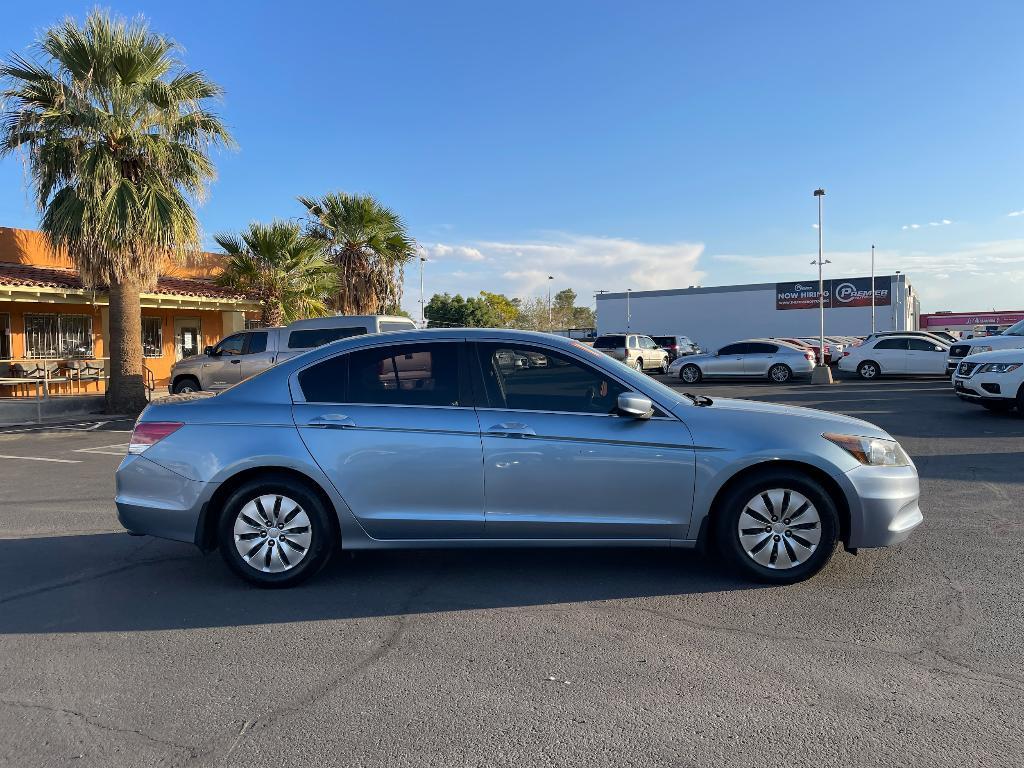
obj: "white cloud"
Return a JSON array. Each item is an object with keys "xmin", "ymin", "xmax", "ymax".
[
  {"xmin": 927, "ymin": 219, "xmax": 953, "ymax": 226},
  {"xmin": 1008, "ymin": 210, "xmax": 1024, "ymax": 217},
  {"xmin": 416, "ymin": 242, "xmax": 485, "ymax": 261},
  {"xmin": 811, "ymin": 223, "xmax": 819, "ymax": 229}
]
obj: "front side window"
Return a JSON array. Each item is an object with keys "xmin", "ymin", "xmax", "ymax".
[
  {"xmin": 142, "ymin": 317, "xmax": 162, "ymax": 358},
  {"xmin": 907, "ymin": 338, "xmax": 943, "ymax": 352},
  {"xmin": 476, "ymin": 343, "xmax": 627, "ymax": 415},
  {"xmin": 215, "ymin": 334, "xmax": 245, "ymax": 356},
  {"xmin": 718, "ymin": 343, "xmax": 745, "ymax": 355},
  {"xmin": 1002, "ymin": 320, "xmax": 1024, "ymax": 337}
]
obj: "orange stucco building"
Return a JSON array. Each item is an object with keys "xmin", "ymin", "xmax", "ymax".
[{"xmin": 0, "ymin": 226, "xmax": 258, "ymax": 391}]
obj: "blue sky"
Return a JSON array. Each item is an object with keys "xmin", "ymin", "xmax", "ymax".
[{"xmin": 2, "ymin": 1, "xmax": 1023, "ymax": 314}]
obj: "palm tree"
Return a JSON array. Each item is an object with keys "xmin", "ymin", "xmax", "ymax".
[
  {"xmin": 215, "ymin": 221, "xmax": 337, "ymax": 327},
  {"xmin": 298, "ymin": 192, "xmax": 416, "ymax": 314},
  {"xmin": 0, "ymin": 11, "xmax": 232, "ymax": 413}
]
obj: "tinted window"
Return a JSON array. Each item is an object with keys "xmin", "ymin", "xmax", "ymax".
[
  {"xmin": 297, "ymin": 354, "xmax": 347, "ymax": 403},
  {"xmin": 348, "ymin": 343, "xmax": 461, "ymax": 407},
  {"xmin": 747, "ymin": 343, "xmax": 778, "ymax": 354},
  {"xmin": 718, "ymin": 343, "xmax": 746, "ymax": 355},
  {"xmin": 215, "ymin": 334, "xmax": 245, "ymax": 356},
  {"xmin": 641, "ymin": 337, "xmax": 658, "ymax": 349},
  {"xmin": 593, "ymin": 335, "xmax": 625, "ymax": 349},
  {"xmin": 651, "ymin": 336, "xmax": 674, "ymax": 347},
  {"xmin": 476, "ymin": 343, "xmax": 627, "ymax": 414},
  {"xmin": 288, "ymin": 326, "xmax": 367, "ymax": 349},
  {"xmin": 379, "ymin": 320, "xmax": 417, "ymax": 332},
  {"xmin": 245, "ymin": 332, "xmax": 268, "ymax": 354},
  {"xmin": 874, "ymin": 338, "xmax": 908, "ymax": 350},
  {"xmin": 907, "ymin": 338, "xmax": 943, "ymax": 351}
]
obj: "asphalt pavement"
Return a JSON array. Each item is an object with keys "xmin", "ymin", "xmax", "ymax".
[{"xmin": 0, "ymin": 377, "xmax": 1021, "ymax": 767}]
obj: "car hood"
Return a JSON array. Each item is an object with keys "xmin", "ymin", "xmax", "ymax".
[
  {"xmin": 961, "ymin": 336, "xmax": 1024, "ymax": 352},
  {"xmin": 673, "ymin": 396, "xmax": 892, "ymax": 440},
  {"xmin": 961, "ymin": 348, "xmax": 1024, "ymax": 362},
  {"xmin": 172, "ymin": 355, "xmax": 204, "ymax": 371}
]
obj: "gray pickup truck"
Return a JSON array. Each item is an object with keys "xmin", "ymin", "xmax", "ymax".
[{"xmin": 168, "ymin": 314, "xmax": 417, "ymax": 393}]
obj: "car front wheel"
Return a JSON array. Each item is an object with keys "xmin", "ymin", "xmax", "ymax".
[
  {"xmin": 218, "ymin": 474, "xmax": 334, "ymax": 588},
  {"xmin": 768, "ymin": 363, "xmax": 792, "ymax": 383},
  {"xmin": 680, "ymin": 364, "xmax": 702, "ymax": 384},
  {"xmin": 172, "ymin": 377, "xmax": 200, "ymax": 394},
  {"xmin": 715, "ymin": 471, "xmax": 839, "ymax": 584}
]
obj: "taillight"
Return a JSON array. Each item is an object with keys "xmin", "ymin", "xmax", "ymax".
[
  {"xmin": 128, "ymin": 422, "xmax": 183, "ymax": 454},
  {"xmin": 843, "ymin": 351, "xmax": 850, "ymax": 357}
]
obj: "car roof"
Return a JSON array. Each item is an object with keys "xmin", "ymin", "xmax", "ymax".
[{"xmin": 285, "ymin": 314, "xmax": 416, "ymax": 331}]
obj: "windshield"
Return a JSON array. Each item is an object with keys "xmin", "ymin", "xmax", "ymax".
[{"xmin": 1002, "ymin": 320, "xmax": 1024, "ymax": 337}]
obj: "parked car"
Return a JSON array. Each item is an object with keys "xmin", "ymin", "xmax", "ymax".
[
  {"xmin": 592, "ymin": 333, "xmax": 669, "ymax": 373},
  {"xmin": 837, "ymin": 334, "xmax": 949, "ymax": 379},
  {"xmin": 117, "ymin": 328, "xmax": 922, "ymax": 588},
  {"xmin": 650, "ymin": 335, "xmax": 700, "ymax": 362},
  {"xmin": 668, "ymin": 339, "xmax": 816, "ymax": 383},
  {"xmin": 951, "ymin": 349, "xmax": 1024, "ymax": 413},
  {"xmin": 797, "ymin": 337, "xmax": 845, "ymax": 364},
  {"xmin": 169, "ymin": 315, "xmax": 417, "ymax": 393},
  {"xmin": 945, "ymin": 319, "xmax": 1024, "ymax": 375}
]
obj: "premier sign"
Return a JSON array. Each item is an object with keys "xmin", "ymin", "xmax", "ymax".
[{"xmin": 776, "ymin": 277, "xmax": 890, "ymax": 311}]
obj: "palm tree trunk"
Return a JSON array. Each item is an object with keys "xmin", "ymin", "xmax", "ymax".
[{"xmin": 106, "ymin": 280, "xmax": 149, "ymax": 415}]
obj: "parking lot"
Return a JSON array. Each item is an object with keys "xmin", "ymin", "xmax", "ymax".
[{"xmin": 0, "ymin": 378, "xmax": 1021, "ymax": 767}]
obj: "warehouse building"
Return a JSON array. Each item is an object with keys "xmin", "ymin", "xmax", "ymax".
[{"xmin": 596, "ymin": 274, "xmax": 919, "ymax": 352}]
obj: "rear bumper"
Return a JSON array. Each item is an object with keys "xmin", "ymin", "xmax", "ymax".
[
  {"xmin": 115, "ymin": 454, "xmax": 211, "ymax": 545},
  {"xmin": 843, "ymin": 464, "xmax": 923, "ymax": 548}
]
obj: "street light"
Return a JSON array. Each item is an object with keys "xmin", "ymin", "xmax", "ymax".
[
  {"xmin": 870, "ymin": 244, "xmax": 876, "ymax": 334},
  {"xmin": 811, "ymin": 188, "xmax": 833, "ymax": 384},
  {"xmin": 547, "ymin": 275, "xmax": 554, "ymax": 331},
  {"xmin": 418, "ymin": 255, "xmax": 427, "ymax": 328},
  {"xmin": 626, "ymin": 288, "xmax": 632, "ymax": 331}
]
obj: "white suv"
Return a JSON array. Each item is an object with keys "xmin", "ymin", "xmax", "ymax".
[
  {"xmin": 951, "ymin": 349, "xmax": 1024, "ymax": 413},
  {"xmin": 945, "ymin": 319, "xmax": 1024, "ymax": 375}
]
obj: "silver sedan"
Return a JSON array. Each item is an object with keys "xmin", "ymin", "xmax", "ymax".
[
  {"xmin": 668, "ymin": 339, "xmax": 817, "ymax": 384},
  {"xmin": 116, "ymin": 328, "xmax": 922, "ymax": 588}
]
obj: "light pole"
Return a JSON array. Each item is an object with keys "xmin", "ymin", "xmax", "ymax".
[
  {"xmin": 811, "ymin": 188, "xmax": 833, "ymax": 384},
  {"xmin": 547, "ymin": 275, "xmax": 554, "ymax": 331},
  {"xmin": 418, "ymin": 255, "xmax": 427, "ymax": 327},
  {"xmin": 870, "ymin": 244, "xmax": 876, "ymax": 334},
  {"xmin": 626, "ymin": 288, "xmax": 632, "ymax": 331}
]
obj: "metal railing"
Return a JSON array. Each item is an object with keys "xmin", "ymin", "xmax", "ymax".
[{"xmin": 0, "ymin": 357, "xmax": 108, "ymax": 398}]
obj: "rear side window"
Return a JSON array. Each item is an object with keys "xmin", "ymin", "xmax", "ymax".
[
  {"xmin": 746, "ymin": 343, "xmax": 778, "ymax": 354},
  {"xmin": 874, "ymin": 338, "xmax": 908, "ymax": 350},
  {"xmin": 244, "ymin": 332, "xmax": 268, "ymax": 354},
  {"xmin": 593, "ymin": 335, "xmax": 625, "ymax": 349},
  {"xmin": 288, "ymin": 326, "xmax": 368, "ymax": 349},
  {"xmin": 297, "ymin": 354, "xmax": 347, "ymax": 402},
  {"xmin": 651, "ymin": 336, "xmax": 674, "ymax": 347},
  {"xmin": 348, "ymin": 343, "xmax": 461, "ymax": 407}
]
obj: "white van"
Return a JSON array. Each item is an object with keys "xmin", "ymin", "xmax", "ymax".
[{"xmin": 169, "ymin": 315, "xmax": 417, "ymax": 393}]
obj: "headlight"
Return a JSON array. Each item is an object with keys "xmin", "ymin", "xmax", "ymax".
[
  {"xmin": 823, "ymin": 432, "xmax": 910, "ymax": 466},
  {"xmin": 978, "ymin": 363, "xmax": 1021, "ymax": 373},
  {"xmin": 970, "ymin": 345, "xmax": 992, "ymax": 354}
]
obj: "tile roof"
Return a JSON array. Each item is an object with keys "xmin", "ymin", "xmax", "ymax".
[{"xmin": 0, "ymin": 262, "xmax": 248, "ymax": 300}]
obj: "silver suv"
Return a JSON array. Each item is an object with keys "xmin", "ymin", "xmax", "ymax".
[
  {"xmin": 169, "ymin": 315, "xmax": 416, "ymax": 393},
  {"xmin": 592, "ymin": 333, "xmax": 670, "ymax": 373}
]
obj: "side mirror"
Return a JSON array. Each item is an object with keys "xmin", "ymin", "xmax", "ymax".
[
  {"xmin": 204, "ymin": 345, "xmax": 216, "ymax": 356},
  {"xmin": 934, "ymin": 346, "xmax": 944, "ymax": 352},
  {"xmin": 617, "ymin": 392, "xmax": 654, "ymax": 419}
]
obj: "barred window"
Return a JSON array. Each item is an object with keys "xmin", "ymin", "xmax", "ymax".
[
  {"xmin": 142, "ymin": 317, "xmax": 163, "ymax": 358},
  {"xmin": 24, "ymin": 314, "xmax": 93, "ymax": 359},
  {"xmin": 0, "ymin": 314, "xmax": 10, "ymax": 360}
]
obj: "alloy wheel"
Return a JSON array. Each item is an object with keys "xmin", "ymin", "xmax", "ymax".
[
  {"xmin": 736, "ymin": 489, "xmax": 822, "ymax": 570},
  {"xmin": 858, "ymin": 362, "xmax": 878, "ymax": 379},
  {"xmin": 233, "ymin": 494, "xmax": 313, "ymax": 573},
  {"xmin": 680, "ymin": 365, "xmax": 701, "ymax": 384},
  {"xmin": 769, "ymin": 364, "xmax": 791, "ymax": 383}
]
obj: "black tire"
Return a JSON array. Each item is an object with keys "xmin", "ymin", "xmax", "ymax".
[
  {"xmin": 768, "ymin": 363, "xmax": 793, "ymax": 383},
  {"xmin": 857, "ymin": 360, "xmax": 880, "ymax": 380},
  {"xmin": 714, "ymin": 470, "xmax": 839, "ymax": 585},
  {"xmin": 633, "ymin": 357, "xmax": 644, "ymax": 371},
  {"xmin": 658, "ymin": 359, "xmax": 669, "ymax": 375},
  {"xmin": 679, "ymin": 364, "xmax": 702, "ymax": 384},
  {"xmin": 217, "ymin": 474, "xmax": 335, "ymax": 588},
  {"xmin": 1018, "ymin": 383, "xmax": 1024, "ymax": 417},
  {"xmin": 172, "ymin": 376, "xmax": 201, "ymax": 394}
]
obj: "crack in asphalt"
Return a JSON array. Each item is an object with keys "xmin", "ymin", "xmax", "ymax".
[
  {"xmin": 0, "ymin": 698, "xmax": 196, "ymax": 756},
  {"xmin": 171, "ymin": 569, "xmax": 441, "ymax": 768}
]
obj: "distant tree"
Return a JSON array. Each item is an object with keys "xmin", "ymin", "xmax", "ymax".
[
  {"xmin": 424, "ymin": 293, "xmax": 500, "ymax": 328},
  {"xmin": 299, "ymin": 192, "xmax": 415, "ymax": 314},
  {"xmin": 479, "ymin": 291, "xmax": 519, "ymax": 327},
  {"xmin": 215, "ymin": 221, "xmax": 336, "ymax": 327},
  {"xmin": 513, "ymin": 296, "xmax": 548, "ymax": 331}
]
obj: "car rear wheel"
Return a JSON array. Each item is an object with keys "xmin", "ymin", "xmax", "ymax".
[
  {"xmin": 768, "ymin": 364, "xmax": 793, "ymax": 383},
  {"xmin": 715, "ymin": 471, "xmax": 839, "ymax": 584},
  {"xmin": 680, "ymin": 364, "xmax": 702, "ymax": 384},
  {"xmin": 632, "ymin": 357, "xmax": 643, "ymax": 371},
  {"xmin": 218, "ymin": 475, "xmax": 334, "ymax": 588},
  {"xmin": 172, "ymin": 377, "xmax": 200, "ymax": 394},
  {"xmin": 658, "ymin": 359, "xmax": 669, "ymax": 375},
  {"xmin": 857, "ymin": 360, "xmax": 880, "ymax": 380}
]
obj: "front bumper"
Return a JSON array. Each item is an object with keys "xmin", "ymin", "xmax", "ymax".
[
  {"xmin": 844, "ymin": 463, "xmax": 923, "ymax": 548},
  {"xmin": 952, "ymin": 373, "xmax": 1014, "ymax": 402},
  {"xmin": 115, "ymin": 454, "xmax": 212, "ymax": 545}
]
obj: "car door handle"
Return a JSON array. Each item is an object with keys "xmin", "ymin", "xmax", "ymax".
[
  {"xmin": 486, "ymin": 422, "xmax": 536, "ymax": 438},
  {"xmin": 230, "ymin": 359, "xmax": 241, "ymax": 364},
  {"xmin": 305, "ymin": 414, "xmax": 356, "ymax": 429}
]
